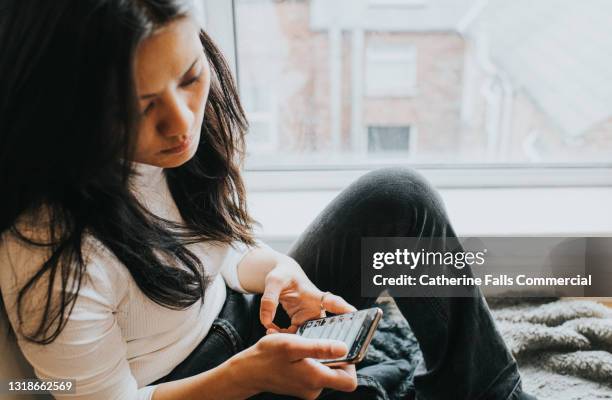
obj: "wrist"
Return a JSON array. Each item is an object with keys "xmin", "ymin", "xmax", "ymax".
[
  {"xmin": 152, "ymin": 351, "xmax": 260, "ymax": 400},
  {"xmin": 273, "ymin": 254, "xmax": 304, "ymax": 275},
  {"xmin": 224, "ymin": 351, "xmax": 262, "ymax": 397},
  {"xmin": 237, "ymin": 247, "xmax": 285, "ymax": 293}
]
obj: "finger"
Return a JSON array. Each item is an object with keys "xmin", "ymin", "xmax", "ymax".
[
  {"xmin": 334, "ymin": 363, "xmax": 357, "ymax": 376},
  {"xmin": 284, "ymin": 336, "xmax": 348, "ymax": 361},
  {"xmin": 285, "ymin": 325, "xmax": 299, "ymax": 334},
  {"xmin": 326, "ymin": 364, "xmax": 358, "ymax": 392},
  {"xmin": 291, "ymin": 311, "xmax": 321, "ymax": 328},
  {"xmin": 277, "ymin": 325, "xmax": 299, "ymax": 334},
  {"xmin": 304, "ymin": 359, "xmax": 358, "ymax": 392},
  {"xmin": 267, "ymin": 321, "xmax": 281, "ymax": 331},
  {"xmin": 260, "ymin": 275, "xmax": 285, "ymax": 328},
  {"xmin": 321, "ymin": 293, "xmax": 357, "ymax": 314},
  {"xmin": 266, "ymin": 328, "xmax": 279, "ymax": 335}
]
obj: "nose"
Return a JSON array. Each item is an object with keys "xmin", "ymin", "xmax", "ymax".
[{"xmin": 156, "ymin": 89, "xmax": 193, "ymax": 139}]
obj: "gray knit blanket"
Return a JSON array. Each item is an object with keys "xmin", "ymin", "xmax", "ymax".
[{"xmin": 362, "ymin": 297, "xmax": 612, "ymax": 400}]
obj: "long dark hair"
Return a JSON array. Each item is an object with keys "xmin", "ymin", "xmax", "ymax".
[{"xmin": 0, "ymin": 0, "xmax": 257, "ymax": 344}]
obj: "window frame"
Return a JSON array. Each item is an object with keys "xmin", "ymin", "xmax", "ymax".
[
  {"xmin": 203, "ymin": 0, "xmax": 612, "ymax": 192},
  {"xmin": 368, "ymin": 0, "xmax": 428, "ymax": 9}
]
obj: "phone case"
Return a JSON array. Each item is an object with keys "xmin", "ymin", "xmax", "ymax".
[{"xmin": 297, "ymin": 307, "xmax": 383, "ymax": 366}]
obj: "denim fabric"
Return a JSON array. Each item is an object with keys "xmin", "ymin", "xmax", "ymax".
[{"xmin": 152, "ymin": 167, "xmax": 530, "ymax": 400}]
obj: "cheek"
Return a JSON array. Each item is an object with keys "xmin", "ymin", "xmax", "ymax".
[
  {"xmin": 135, "ymin": 120, "xmax": 157, "ymax": 155},
  {"xmin": 194, "ymin": 81, "xmax": 209, "ymax": 117}
]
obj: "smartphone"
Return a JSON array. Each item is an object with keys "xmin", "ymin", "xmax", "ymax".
[{"xmin": 296, "ymin": 307, "xmax": 383, "ymax": 366}]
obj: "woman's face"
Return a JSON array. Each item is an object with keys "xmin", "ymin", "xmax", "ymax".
[{"xmin": 132, "ymin": 16, "xmax": 211, "ymax": 168}]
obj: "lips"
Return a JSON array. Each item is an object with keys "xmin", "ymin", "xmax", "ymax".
[{"xmin": 162, "ymin": 135, "xmax": 192, "ymax": 154}]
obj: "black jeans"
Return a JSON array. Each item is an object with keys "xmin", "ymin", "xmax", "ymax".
[{"xmin": 152, "ymin": 167, "xmax": 526, "ymax": 400}]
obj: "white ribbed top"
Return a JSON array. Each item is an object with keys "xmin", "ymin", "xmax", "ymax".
[{"xmin": 0, "ymin": 162, "xmax": 260, "ymax": 400}]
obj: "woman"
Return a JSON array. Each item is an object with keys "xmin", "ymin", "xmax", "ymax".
[{"xmin": 0, "ymin": 1, "xmax": 535, "ymax": 399}]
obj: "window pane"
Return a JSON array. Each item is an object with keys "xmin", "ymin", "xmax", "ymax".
[
  {"xmin": 234, "ymin": 0, "xmax": 612, "ymax": 166},
  {"xmin": 367, "ymin": 126, "xmax": 412, "ymax": 153}
]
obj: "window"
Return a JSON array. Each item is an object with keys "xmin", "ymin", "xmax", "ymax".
[
  {"xmin": 202, "ymin": 0, "xmax": 612, "ymax": 240},
  {"xmin": 366, "ymin": 44, "xmax": 417, "ymax": 97},
  {"xmin": 201, "ymin": 0, "xmax": 612, "ymax": 187},
  {"xmin": 241, "ymin": 84, "xmax": 279, "ymax": 153},
  {"xmin": 367, "ymin": 126, "xmax": 413, "ymax": 154}
]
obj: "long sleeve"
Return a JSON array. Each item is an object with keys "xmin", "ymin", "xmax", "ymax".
[
  {"xmin": 219, "ymin": 239, "xmax": 272, "ymax": 294},
  {"xmin": 0, "ymin": 231, "xmax": 158, "ymax": 400}
]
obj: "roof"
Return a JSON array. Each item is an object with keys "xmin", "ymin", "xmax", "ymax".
[
  {"xmin": 465, "ymin": 0, "xmax": 612, "ymax": 136},
  {"xmin": 310, "ymin": 0, "xmax": 476, "ymax": 32}
]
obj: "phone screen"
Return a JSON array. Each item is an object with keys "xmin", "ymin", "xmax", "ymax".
[{"xmin": 296, "ymin": 308, "xmax": 382, "ymax": 364}]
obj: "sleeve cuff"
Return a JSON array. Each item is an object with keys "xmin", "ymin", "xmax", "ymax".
[
  {"xmin": 138, "ymin": 385, "xmax": 159, "ymax": 400},
  {"xmin": 220, "ymin": 239, "xmax": 271, "ymax": 294}
]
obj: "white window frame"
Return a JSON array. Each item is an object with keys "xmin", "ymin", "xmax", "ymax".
[
  {"xmin": 202, "ymin": 0, "xmax": 238, "ymax": 78},
  {"xmin": 202, "ymin": 0, "xmax": 612, "ymax": 192},
  {"xmin": 368, "ymin": 0, "xmax": 428, "ymax": 8}
]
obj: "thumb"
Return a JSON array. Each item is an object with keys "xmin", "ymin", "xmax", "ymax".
[
  {"xmin": 283, "ymin": 336, "xmax": 348, "ymax": 362},
  {"xmin": 260, "ymin": 275, "xmax": 284, "ymax": 328},
  {"xmin": 321, "ymin": 292, "xmax": 357, "ymax": 315}
]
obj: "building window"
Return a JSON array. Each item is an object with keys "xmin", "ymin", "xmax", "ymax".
[
  {"xmin": 367, "ymin": 125, "xmax": 412, "ymax": 154},
  {"xmin": 366, "ymin": 43, "xmax": 417, "ymax": 98}
]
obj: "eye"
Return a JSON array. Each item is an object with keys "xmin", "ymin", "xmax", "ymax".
[
  {"xmin": 181, "ymin": 73, "xmax": 201, "ymax": 88},
  {"xmin": 142, "ymin": 101, "xmax": 155, "ymax": 115}
]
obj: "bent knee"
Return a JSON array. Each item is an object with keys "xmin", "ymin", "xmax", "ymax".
[{"xmin": 349, "ymin": 166, "xmax": 446, "ymax": 216}]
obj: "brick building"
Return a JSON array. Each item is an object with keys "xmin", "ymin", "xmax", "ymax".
[{"xmin": 234, "ymin": 0, "xmax": 612, "ymax": 165}]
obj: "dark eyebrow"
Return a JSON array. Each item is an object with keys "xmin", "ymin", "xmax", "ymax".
[{"xmin": 139, "ymin": 56, "xmax": 201, "ymax": 100}]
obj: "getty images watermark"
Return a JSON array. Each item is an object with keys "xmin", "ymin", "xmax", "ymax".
[{"xmin": 360, "ymin": 237, "xmax": 612, "ymax": 297}]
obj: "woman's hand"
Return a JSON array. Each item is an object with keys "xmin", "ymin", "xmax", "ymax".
[
  {"xmin": 229, "ymin": 333, "xmax": 358, "ymax": 400},
  {"xmin": 259, "ymin": 255, "xmax": 357, "ymax": 334}
]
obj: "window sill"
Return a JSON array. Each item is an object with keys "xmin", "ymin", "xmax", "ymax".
[
  {"xmin": 247, "ymin": 185, "xmax": 612, "ymax": 251},
  {"xmin": 243, "ymin": 164, "xmax": 612, "ymax": 191}
]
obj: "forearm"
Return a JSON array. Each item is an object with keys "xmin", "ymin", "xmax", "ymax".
[
  {"xmin": 151, "ymin": 356, "xmax": 256, "ymax": 400},
  {"xmin": 236, "ymin": 247, "xmax": 304, "ymax": 293}
]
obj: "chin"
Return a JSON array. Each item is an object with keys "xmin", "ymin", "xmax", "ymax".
[
  {"xmin": 160, "ymin": 150, "xmax": 197, "ymax": 169},
  {"xmin": 159, "ymin": 135, "xmax": 200, "ymax": 168}
]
